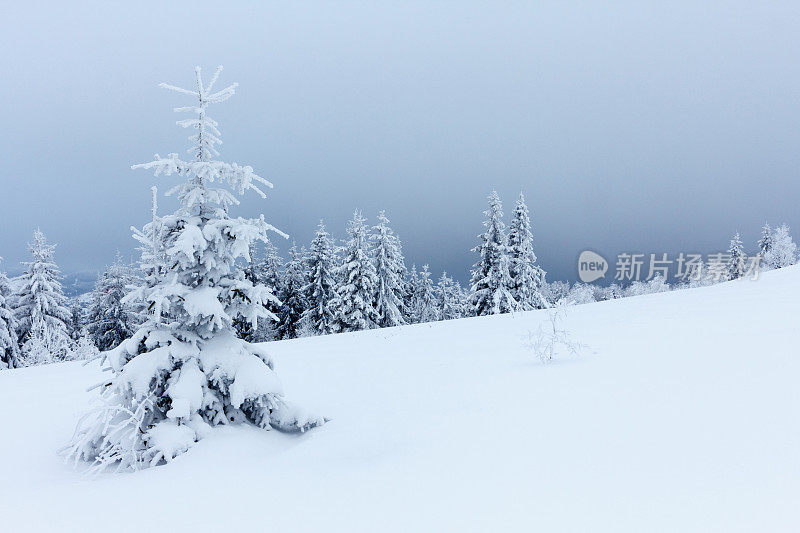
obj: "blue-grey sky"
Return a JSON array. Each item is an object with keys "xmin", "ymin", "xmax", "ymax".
[{"xmin": 1, "ymin": 1, "xmax": 799, "ymax": 285}]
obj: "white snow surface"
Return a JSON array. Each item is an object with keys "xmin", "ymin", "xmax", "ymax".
[{"xmin": 1, "ymin": 266, "xmax": 799, "ymax": 532}]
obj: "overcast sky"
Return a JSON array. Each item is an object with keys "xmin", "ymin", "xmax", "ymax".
[{"xmin": 1, "ymin": 1, "xmax": 799, "ymax": 284}]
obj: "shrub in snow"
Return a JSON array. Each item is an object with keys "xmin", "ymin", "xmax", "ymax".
[
  {"xmin": 525, "ymin": 303, "xmax": 585, "ymax": 363},
  {"xmin": 542, "ymin": 280, "xmax": 570, "ymax": 306},
  {"xmin": 469, "ymin": 191, "xmax": 519, "ymax": 316},
  {"xmin": 300, "ymin": 221, "xmax": 338, "ymax": 335},
  {"xmin": 566, "ymin": 282, "xmax": 596, "ymax": 305},
  {"xmin": 762, "ymin": 224, "xmax": 797, "ymax": 270},
  {"xmin": 507, "ymin": 192, "xmax": 548, "ymax": 310},
  {"xmin": 625, "ymin": 274, "xmax": 671, "ymax": 297},
  {"xmin": 65, "ymin": 66, "xmax": 325, "ymax": 471},
  {"xmin": 13, "ymin": 230, "xmax": 72, "ymax": 364}
]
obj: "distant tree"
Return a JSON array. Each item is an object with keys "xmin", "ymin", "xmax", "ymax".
[
  {"xmin": 331, "ymin": 211, "xmax": 378, "ymax": 332},
  {"xmin": 469, "ymin": 191, "xmax": 518, "ymax": 316},
  {"xmin": 371, "ymin": 211, "xmax": 407, "ymax": 328},
  {"xmin": 436, "ymin": 272, "xmax": 465, "ymax": 321},
  {"xmin": 12, "ymin": 229, "xmax": 72, "ymax": 364},
  {"xmin": 276, "ymin": 243, "xmax": 307, "ymax": 340},
  {"xmin": 763, "ymin": 224, "xmax": 797, "ymax": 270},
  {"xmin": 727, "ymin": 233, "xmax": 746, "ymax": 280},
  {"xmin": 410, "ymin": 264, "xmax": 438, "ymax": 323},
  {"xmin": 69, "ymin": 303, "xmax": 85, "ymax": 341},
  {"xmin": 404, "ymin": 264, "xmax": 420, "ymax": 323},
  {"xmin": 507, "ymin": 192, "xmax": 547, "ymax": 310},
  {"xmin": 0, "ymin": 262, "xmax": 21, "ymax": 369},
  {"xmin": 86, "ymin": 256, "xmax": 140, "ymax": 351},
  {"xmin": 625, "ymin": 274, "xmax": 671, "ymax": 297},
  {"xmin": 758, "ymin": 222, "xmax": 772, "ymax": 258},
  {"xmin": 301, "ymin": 220, "xmax": 338, "ymax": 335}
]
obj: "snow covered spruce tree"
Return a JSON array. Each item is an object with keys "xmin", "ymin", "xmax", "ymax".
[
  {"xmin": 13, "ymin": 229, "xmax": 72, "ymax": 364},
  {"xmin": 330, "ymin": 210, "xmax": 378, "ymax": 332},
  {"xmin": 86, "ymin": 255, "xmax": 140, "ymax": 351},
  {"xmin": 276, "ymin": 243, "xmax": 307, "ymax": 340},
  {"xmin": 469, "ymin": 191, "xmax": 518, "ymax": 316},
  {"xmin": 371, "ymin": 211, "xmax": 407, "ymax": 328},
  {"xmin": 66, "ymin": 66, "xmax": 325, "ymax": 471},
  {"xmin": 301, "ymin": 221, "xmax": 338, "ymax": 335},
  {"xmin": 763, "ymin": 224, "xmax": 797, "ymax": 270},
  {"xmin": 507, "ymin": 193, "xmax": 548, "ymax": 310},
  {"xmin": 234, "ymin": 241, "xmax": 281, "ymax": 342},
  {"xmin": 436, "ymin": 271, "xmax": 464, "ymax": 321},
  {"xmin": 0, "ymin": 262, "xmax": 21, "ymax": 369},
  {"xmin": 410, "ymin": 264, "xmax": 438, "ymax": 323},
  {"xmin": 758, "ymin": 223, "xmax": 772, "ymax": 259},
  {"xmin": 727, "ymin": 233, "xmax": 746, "ymax": 280}
]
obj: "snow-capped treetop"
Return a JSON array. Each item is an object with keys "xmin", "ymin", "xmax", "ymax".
[{"xmin": 132, "ymin": 66, "xmax": 275, "ymax": 216}]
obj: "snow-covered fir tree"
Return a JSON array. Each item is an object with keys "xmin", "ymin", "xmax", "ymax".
[
  {"xmin": 727, "ymin": 233, "xmax": 746, "ymax": 280},
  {"xmin": 276, "ymin": 243, "xmax": 307, "ymax": 340},
  {"xmin": 410, "ymin": 264, "xmax": 438, "ymax": 323},
  {"xmin": 234, "ymin": 241, "xmax": 281, "ymax": 342},
  {"xmin": 330, "ymin": 210, "xmax": 378, "ymax": 332},
  {"xmin": 371, "ymin": 211, "xmax": 407, "ymax": 328},
  {"xmin": 436, "ymin": 271, "xmax": 464, "ymax": 321},
  {"xmin": 758, "ymin": 222, "xmax": 772, "ymax": 258},
  {"xmin": 507, "ymin": 192, "xmax": 547, "ymax": 310},
  {"xmin": 469, "ymin": 191, "xmax": 518, "ymax": 316},
  {"xmin": 404, "ymin": 264, "xmax": 420, "ymax": 323},
  {"xmin": 86, "ymin": 255, "xmax": 140, "ymax": 351},
  {"xmin": 69, "ymin": 303, "xmax": 85, "ymax": 341},
  {"xmin": 301, "ymin": 220, "xmax": 338, "ymax": 335},
  {"xmin": 0, "ymin": 262, "xmax": 21, "ymax": 369},
  {"xmin": 763, "ymin": 224, "xmax": 797, "ymax": 270},
  {"xmin": 66, "ymin": 66, "xmax": 324, "ymax": 471},
  {"xmin": 12, "ymin": 229, "xmax": 72, "ymax": 364}
]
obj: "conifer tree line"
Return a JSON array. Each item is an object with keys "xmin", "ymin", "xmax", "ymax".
[{"xmin": 3, "ymin": 204, "xmax": 799, "ymax": 370}]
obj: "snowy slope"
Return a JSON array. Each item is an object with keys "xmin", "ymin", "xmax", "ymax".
[{"xmin": 1, "ymin": 267, "xmax": 799, "ymax": 532}]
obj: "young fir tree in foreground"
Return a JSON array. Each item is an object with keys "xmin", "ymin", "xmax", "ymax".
[
  {"xmin": 86, "ymin": 255, "xmax": 141, "ymax": 351},
  {"xmin": 276, "ymin": 243, "xmax": 307, "ymax": 340},
  {"xmin": 507, "ymin": 192, "xmax": 548, "ymax": 310},
  {"xmin": 331, "ymin": 210, "xmax": 378, "ymax": 332},
  {"xmin": 301, "ymin": 221, "xmax": 338, "ymax": 335},
  {"xmin": 371, "ymin": 211, "xmax": 407, "ymax": 328},
  {"xmin": 66, "ymin": 66, "xmax": 325, "ymax": 471},
  {"xmin": 469, "ymin": 191, "xmax": 518, "ymax": 316},
  {"xmin": 13, "ymin": 230, "xmax": 72, "ymax": 364},
  {"xmin": 0, "ymin": 262, "xmax": 21, "ymax": 369}
]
